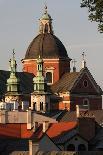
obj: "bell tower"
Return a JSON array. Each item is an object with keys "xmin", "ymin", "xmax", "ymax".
[{"xmin": 31, "ymin": 56, "xmax": 51, "ymax": 112}]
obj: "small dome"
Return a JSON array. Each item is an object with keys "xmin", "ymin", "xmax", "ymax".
[
  {"xmin": 41, "ymin": 13, "xmax": 52, "ymax": 20},
  {"xmin": 25, "ymin": 33, "xmax": 69, "ymax": 59}
]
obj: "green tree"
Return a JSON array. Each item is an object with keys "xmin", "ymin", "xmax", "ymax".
[{"xmin": 81, "ymin": 0, "xmax": 103, "ymax": 33}]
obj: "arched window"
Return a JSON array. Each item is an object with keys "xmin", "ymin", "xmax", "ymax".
[
  {"xmin": 78, "ymin": 144, "xmax": 86, "ymax": 151},
  {"xmin": 46, "ymin": 72, "xmax": 52, "ymax": 83},
  {"xmin": 40, "ymin": 102, "xmax": 43, "ymax": 111},
  {"xmin": 67, "ymin": 144, "xmax": 75, "ymax": 151},
  {"xmin": 45, "ymin": 23, "xmax": 48, "ymax": 33}
]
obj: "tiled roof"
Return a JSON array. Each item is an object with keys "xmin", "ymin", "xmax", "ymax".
[
  {"xmin": 0, "ymin": 123, "xmax": 34, "ymax": 138},
  {"xmin": 46, "ymin": 122, "xmax": 77, "ymax": 138},
  {"xmin": 51, "ymin": 67, "xmax": 102, "ymax": 94},
  {"xmin": 52, "ymin": 129, "xmax": 77, "ymax": 144},
  {"xmin": 59, "ymin": 110, "xmax": 103, "ymax": 125},
  {"xmin": 0, "ymin": 70, "xmax": 34, "ymax": 95},
  {"xmin": 25, "ymin": 33, "xmax": 70, "ymax": 59},
  {"xmin": 51, "ymin": 72, "xmax": 80, "ymax": 93}
]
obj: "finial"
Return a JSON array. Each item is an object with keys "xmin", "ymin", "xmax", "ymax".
[
  {"xmin": 82, "ymin": 52, "xmax": 86, "ymax": 60},
  {"xmin": 44, "ymin": 3, "xmax": 48, "ymax": 14},
  {"xmin": 72, "ymin": 59, "xmax": 77, "ymax": 72},
  {"xmin": 81, "ymin": 52, "xmax": 86, "ymax": 69},
  {"xmin": 12, "ymin": 49, "xmax": 15, "ymax": 59}
]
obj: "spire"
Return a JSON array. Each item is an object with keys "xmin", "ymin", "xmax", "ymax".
[
  {"xmin": 72, "ymin": 59, "xmax": 77, "ymax": 72},
  {"xmin": 39, "ymin": 5, "xmax": 53, "ymax": 34},
  {"xmin": 12, "ymin": 49, "xmax": 15, "ymax": 60},
  {"xmin": 9, "ymin": 49, "xmax": 17, "ymax": 74},
  {"xmin": 81, "ymin": 52, "xmax": 86, "ymax": 69},
  {"xmin": 7, "ymin": 49, "xmax": 20, "ymax": 93}
]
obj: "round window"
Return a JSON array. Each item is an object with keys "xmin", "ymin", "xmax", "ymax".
[{"xmin": 83, "ymin": 80, "xmax": 88, "ymax": 88}]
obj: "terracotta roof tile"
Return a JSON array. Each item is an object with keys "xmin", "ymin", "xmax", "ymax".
[
  {"xmin": 0, "ymin": 124, "xmax": 34, "ymax": 138},
  {"xmin": 46, "ymin": 122, "xmax": 77, "ymax": 138}
]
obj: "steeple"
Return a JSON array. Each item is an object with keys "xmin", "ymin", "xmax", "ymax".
[
  {"xmin": 39, "ymin": 5, "xmax": 53, "ymax": 34},
  {"xmin": 81, "ymin": 52, "xmax": 86, "ymax": 69},
  {"xmin": 31, "ymin": 56, "xmax": 51, "ymax": 112},
  {"xmin": 7, "ymin": 50, "xmax": 20, "ymax": 93}
]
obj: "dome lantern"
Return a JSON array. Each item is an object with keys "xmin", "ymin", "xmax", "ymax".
[{"xmin": 39, "ymin": 5, "xmax": 53, "ymax": 34}]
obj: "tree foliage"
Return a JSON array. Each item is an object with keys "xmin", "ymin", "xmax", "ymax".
[{"xmin": 81, "ymin": 0, "xmax": 103, "ymax": 33}]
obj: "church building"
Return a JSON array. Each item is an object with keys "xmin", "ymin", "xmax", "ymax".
[{"xmin": 0, "ymin": 6, "xmax": 102, "ymax": 112}]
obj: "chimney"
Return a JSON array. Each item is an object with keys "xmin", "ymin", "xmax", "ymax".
[
  {"xmin": 76, "ymin": 105, "xmax": 80, "ymax": 118},
  {"xmin": 81, "ymin": 52, "xmax": 86, "ymax": 69},
  {"xmin": 43, "ymin": 121, "xmax": 49, "ymax": 132},
  {"xmin": 0, "ymin": 110, "xmax": 7, "ymax": 124},
  {"xmin": 29, "ymin": 140, "xmax": 39, "ymax": 155},
  {"xmin": 27, "ymin": 109, "xmax": 32, "ymax": 129},
  {"xmin": 73, "ymin": 66, "xmax": 76, "ymax": 72},
  {"xmin": 72, "ymin": 59, "xmax": 77, "ymax": 72},
  {"xmin": 81, "ymin": 60, "xmax": 86, "ymax": 69}
]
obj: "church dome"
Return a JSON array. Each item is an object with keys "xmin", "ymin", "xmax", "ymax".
[{"xmin": 25, "ymin": 33, "xmax": 69, "ymax": 59}]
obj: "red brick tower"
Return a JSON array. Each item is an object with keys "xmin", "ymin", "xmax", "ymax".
[{"xmin": 22, "ymin": 6, "xmax": 71, "ymax": 84}]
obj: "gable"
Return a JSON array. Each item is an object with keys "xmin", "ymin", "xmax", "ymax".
[
  {"xmin": 39, "ymin": 134, "xmax": 60, "ymax": 151},
  {"xmin": 71, "ymin": 69, "xmax": 101, "ymax": 95},
  {"xmin": 65, "ymin": 134, "xmax": 88, "ymax": 150}
]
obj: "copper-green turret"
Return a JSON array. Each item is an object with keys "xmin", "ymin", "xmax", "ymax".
[
  {"xmin": 7, "ymin": 50, "xmax": 20, "ymax": 93},
  {"xmin": 33, "ymin": 55, "xmax": 46, "ymax": 93}
]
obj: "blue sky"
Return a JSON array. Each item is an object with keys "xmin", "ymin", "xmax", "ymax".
[{"xmin": 0, "ymin": 0, "xmax": 103, "ymax": 88}]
